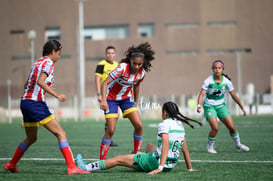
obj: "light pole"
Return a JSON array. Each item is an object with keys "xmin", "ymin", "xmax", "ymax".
[
  {"xmin": 28, "ymin": 30, "xmax": 36, "ymax": 66},
  {"xmin": 235, "ymin": 48, "xmax": 252, "ymax": 97},
  {"xmin": 7, "ymin": 80, "xmax": 12, "ymax": 124},
  {"xmin": 234, "ymin": 48, "xmax": 252, "ymax": 115},
  {"xmin": 77, "ymin": 0, "xmax": 86, "ymax": 121}
]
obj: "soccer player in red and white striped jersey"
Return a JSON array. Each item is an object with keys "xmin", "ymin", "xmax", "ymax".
[
  {"xmin": 106, "ymin": 61, "xmax": 146, "ymax": 100},
  {"xmin": 99, "ymin": 42, "xmax": 155, "ymax": 159},
  {"xmin": 22, "ymin": 56, "xmax": 54, "ymax": 101},
  {"xmin": 3, "ymin": 40, "xmax": 90, "ymax": 175}
]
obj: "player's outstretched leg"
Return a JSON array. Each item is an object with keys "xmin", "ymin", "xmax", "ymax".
[{"xmin": 76, "ymin": 154, "xmax": 107, "ymax": 172}]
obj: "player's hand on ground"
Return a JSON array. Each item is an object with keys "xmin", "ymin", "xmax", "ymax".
[
  {"xmin": 188, "ymin": 168, "xmax": 198, "ymax": 172},
  {"xmin": 57, "ymin": 94, "xmax": 66, "ymax": 102}
]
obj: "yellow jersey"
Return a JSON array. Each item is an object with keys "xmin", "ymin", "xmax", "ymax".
[{"xmin": 95, "ymin": 59, "xmax": 119, "ymax": 84}]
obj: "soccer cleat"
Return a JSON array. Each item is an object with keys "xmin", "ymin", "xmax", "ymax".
[
  {"xmin": 67, "ymin": 166, "xmax": 90, "ymax": 175},
  {"xmin": 76, "ymin": 154, "xmax": 87, "ymax": 171},
  {"xmin": 110, "ymin": 140, "xmax": 118, "ymax": 147},
  {"xmin": 207, "ymin": 146, "xmax": 217, "ymax": 154},
  {"xmin": 3, "ymin": 162, "xmax": 18, "ymax": 173},
  {"xmin": 236, "ymin": 144, "xmax": 250, "ymax": 152}
]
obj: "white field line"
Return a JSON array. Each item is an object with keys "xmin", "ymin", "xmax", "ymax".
[{"xmin": 1, "ymin": 158, "xmax": 273, "ymax": 163}]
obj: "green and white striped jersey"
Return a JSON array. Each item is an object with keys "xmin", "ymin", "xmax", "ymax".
[
  {"xmin": 202, "ymin": 75, "xmax": 234, "ymax": 106},
  {"xmin": 156, "ymin": 118, "xmax": 185, "ymax": 169}
]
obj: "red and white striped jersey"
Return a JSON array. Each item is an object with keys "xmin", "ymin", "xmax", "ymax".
[
  {"xmin": 21, "ymin": 56, "xmax": 54, "ymax": 101},
  {"xmin": 107, "ymin": 63, "xmax": 146, "ymax": 100}
]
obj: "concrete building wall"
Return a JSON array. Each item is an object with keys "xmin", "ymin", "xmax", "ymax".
[{"xmin": 0, "ymin": 0, "xmax": 272, "ymax": 101}]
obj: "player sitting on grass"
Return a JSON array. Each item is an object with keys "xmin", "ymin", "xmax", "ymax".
[{"xmin": 76, "ymin": 101, "xmax": 202, "ymax": 174}]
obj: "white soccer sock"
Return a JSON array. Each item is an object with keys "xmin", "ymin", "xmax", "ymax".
[
  {"xmin": 85, "ymin": 160, "xmax": 107, "ymax": 171},
  {"xmin": 231, "ymin": 132, "xmax": 241, "ymax": 146},
  {"xmin": 207, "ymin": 137, "xmax": 216, "ymax": 148},
  {"xmin": 86, "ymin": 161, "xmax": 101, "ymax": 171}
]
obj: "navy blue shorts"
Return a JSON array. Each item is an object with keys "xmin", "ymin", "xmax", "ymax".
[
  {"xmin": 20, "ymin": 100, "xmax": 55, "ymax": 127},
  {"xmin": 105, "ymin": 97, "xmax": 138, "ymax": 119}
]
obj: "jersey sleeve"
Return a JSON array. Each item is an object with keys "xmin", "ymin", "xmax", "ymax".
[
  {"xmin": 109, "ymin": 63, "xmax": 124, "ymax": 80},
  {"xmin": 158, "ymin": 121, "xmax": 169, "ymax": 135},
  {"xmin": 201, "ymin": 78, "xmax": 209, "ymax": 90},
  {"xmin": 95, "ymin": 64, "xmax": 104, "ymax": 76},
  {"xmin": 41, "ymin": 59, "xmax": 53, "ymax": 76},
  {"xmin": 226, "ymin": 78, "xmax": 235, "ymax": 92}
]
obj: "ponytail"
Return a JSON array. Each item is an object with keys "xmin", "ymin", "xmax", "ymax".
[
  {"xmin": 162, "ymin": 101, "xmax": 202, "ymax": 129},
  {"xmin": 223, "ymin": 73, "xmax": 231, "ymax": 80}
]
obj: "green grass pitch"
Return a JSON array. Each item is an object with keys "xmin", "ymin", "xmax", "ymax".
[{"xmin": 1, "ymin": 115, "xmax": 273, "ymax": 181}]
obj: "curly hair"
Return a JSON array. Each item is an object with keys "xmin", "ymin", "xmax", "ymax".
[
  {"xmin": 162, "ymin": 101, "xmax": 202, "ymax": 129},
  {"xmin": 120, "ymin": 42, "xmax": 155, "ymax": 72}
]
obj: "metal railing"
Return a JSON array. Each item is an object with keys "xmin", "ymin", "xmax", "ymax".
[{"xmin": 0, "ymin": 93, "xmax": 272, "ymax": 123}]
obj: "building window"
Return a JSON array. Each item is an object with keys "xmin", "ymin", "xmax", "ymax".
[
  {"xmin": 206, "ymin": 48, "xmax": 251, "ymax": 55},
  {"xmin": 45, "ymin": 27, "xmax": 61, "ymax": 40},
  {"xmin": 167, "ymin": 50, "xmax": 200, "ymax": 56},
  {"xmin": 10, "ymin": 29, "xmax": 25, "ymax": 35},
  {"xmin": 138, "ymin": 23, "xmax": 154, "ymax": 37},
  {"xmin": 166, "ymin": 23, "xmax": 200, "ymax": 29},
  {"xmin": 207, "ymin": 21, "xmax": 237, "ymax": 27},
  {"xmin": 84, "ymin": 25, "xmax": 129, "ymax": 40},
  {"xmin": 11, "ymin": 56, "xmax": 31, "ymax": 61}
]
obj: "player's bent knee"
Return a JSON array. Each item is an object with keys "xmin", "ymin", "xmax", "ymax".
[
  {"xmin": 26, "ymin": 136, "xmax": 38, "ymax": 145},
  {"xmin": 55, "ymin": 130, "xmax": 67, "ymax": 140},
  {"xmin": 133, "ymin": 122, "xmax": 143, "ymax": 130}
]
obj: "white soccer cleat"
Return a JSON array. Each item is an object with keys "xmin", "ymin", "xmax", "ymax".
[
  {"xmin": 236, "ymin": 144, "xmax": 250, "ymax": 152},
  {"xmin": 207, "ymin": 146, "xmax": 217, "ymax": 154}
]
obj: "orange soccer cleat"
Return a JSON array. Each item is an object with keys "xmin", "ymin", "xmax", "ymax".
[
  {"xmin": 67, "ymin": 166, "xmax": 91, "ymax": 175},
  {"xmin": 3, "ymin": 162, "xmax": 19, "ymax": 173}
]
